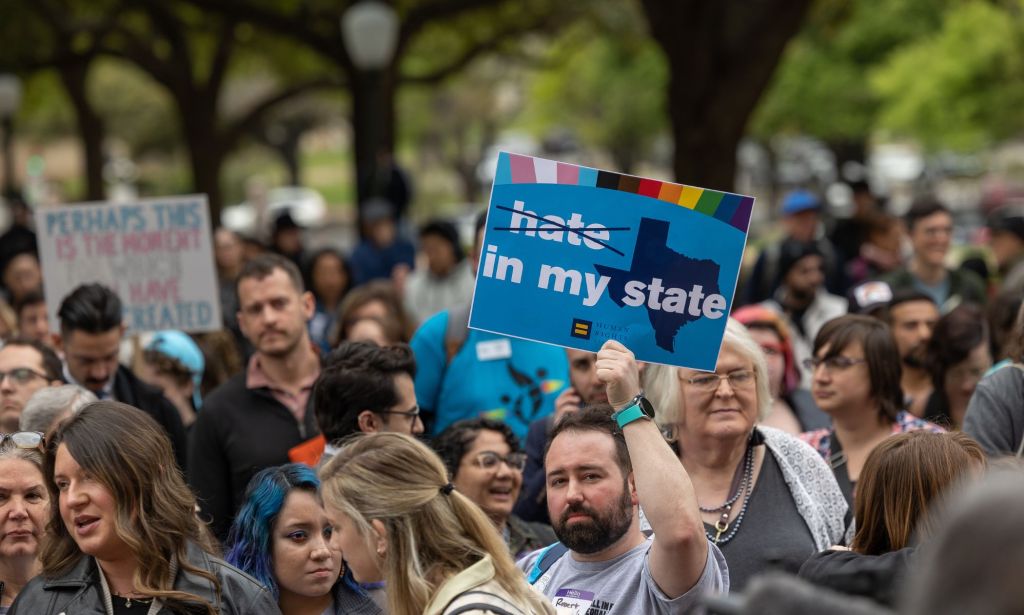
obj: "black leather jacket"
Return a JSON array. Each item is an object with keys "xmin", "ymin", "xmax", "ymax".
[{"xmin": 9, "ymin": 542, "xmax": 281, "ymax": 614}]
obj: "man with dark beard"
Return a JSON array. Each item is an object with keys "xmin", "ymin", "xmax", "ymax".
[
  {"xmin": 518, "ymin": 348, "xmax": 611, "ymax": 524},
  {"xmin": 518, "ymin": 340, "xmax": 728, "ymax": 613},
  {"xmin": 764, "ymin": 239, "xmax": 847, "ymax": 387},
  {"xmin": 886, "ymin": 290, "xmax": 940, "ymax": 417}
]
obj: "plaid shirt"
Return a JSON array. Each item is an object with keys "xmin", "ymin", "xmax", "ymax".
[{"xmin": 799, "ymin": 411, "xmax": 946, "ymax": 463}]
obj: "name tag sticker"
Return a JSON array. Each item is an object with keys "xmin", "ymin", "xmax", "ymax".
[
  {"xmin": 475, "ymin": 338, "xmax": 512, "ymax": 361},
  {"xmin": 553, "ymin": 588, "xmax": 594, "ymax": 615}
]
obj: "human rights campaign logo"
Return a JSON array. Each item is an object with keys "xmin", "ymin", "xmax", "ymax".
[{"xmin": 571, "ymin": 318, "xmax": 592, "ymax": 339}]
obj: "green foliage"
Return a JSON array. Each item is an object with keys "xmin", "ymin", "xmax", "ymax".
[
  {"xmin": 88, "ymin": 59, "xmax": 180, "ymax": 155},
  {"xmin": 872, "ymin": 0, "xmax": 1024, "ymax": 150},
  {"xmin": 751, "ymin": 0, "xmax": 954, "ymax": 142},
  {"xmin": 523, "ymin": 5, "xmax": 667, "ymax": 173},
  {"xmin": 16, "ymin": 71, "xmax": 77, "ymax": 138}
]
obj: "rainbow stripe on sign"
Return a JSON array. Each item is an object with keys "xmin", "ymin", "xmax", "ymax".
[{"xmin": 494, "ymin": 152, "xmax": 753, "ymax": 233}]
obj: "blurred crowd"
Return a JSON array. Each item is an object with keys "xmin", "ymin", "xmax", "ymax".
[{"xmin": 1, "ymin": 180, "xmax": 1024, "ymax": 615}]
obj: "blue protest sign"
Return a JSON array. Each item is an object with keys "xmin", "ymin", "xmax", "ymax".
[{"xmin": 469, "ymin": 153, "xmax": 755, "ymax": 371}]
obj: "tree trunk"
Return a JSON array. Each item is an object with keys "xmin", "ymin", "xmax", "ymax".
[
  {"xmin": 282, "ymin": 143, "xmax": 301, "ymax": 186},
  {"xmin": 640, "ymin": 0, "xmax": 813, "ymax": 192},
  {"xmin": 180, "ymin": 101, "xmax": 225, "ymax": 224},
  {"xmin": 351, "ymin": 68, "xmax": 397, "ymax": 234},
  {"xmin": 58, "ymin": 59, "xmax": 105, "ymax": 201}
]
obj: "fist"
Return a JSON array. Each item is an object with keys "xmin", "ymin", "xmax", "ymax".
[{"xmin": 595, "ymin": 340, "xmax": 641, "ymax": 410}]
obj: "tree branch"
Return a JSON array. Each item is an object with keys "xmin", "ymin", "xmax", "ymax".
[
  {"xmin": 136, "ymin": 0, "xmax": 194, "ymax": 79},
  {"xmin": 205, "ymin": 17, "xmax": 238, "ymax": 100},
  {"xmin": 221, "ymin": 77, "xmax": 344, "ymax": 149},
  {"xmin": 400, "ymin": 15, "xmax": 563, "ymax": 85},
  {"xmin": 100, "ymin": 25, "xmax": 180, "ymax": 89},
  {"xmin": 401, "ymin": 0, "xmax": 507, "ymax": 44},
  {"xmin": 178, "ymin": 0, "xmax": 346, "ymax": 63}
]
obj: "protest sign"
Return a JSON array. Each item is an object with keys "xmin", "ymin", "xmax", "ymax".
[
  {"xmin": 469, "ymin": 153, "xmax": 754, "ymax": 371},
  {"xmin": 35, "ymin": 195, "xmax": 221, "ymax": 333}
]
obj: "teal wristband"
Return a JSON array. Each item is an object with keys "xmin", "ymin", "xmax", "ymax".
[
  {"xmin": 612, "ymin": 393, "xmax": 655, "ymax": 428},
  {"xmin": 614, "ymin": 403, "xmax": 648, "ymax": 429}
]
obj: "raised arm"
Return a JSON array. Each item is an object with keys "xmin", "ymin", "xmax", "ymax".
[{"xmin": 596, "ymin": 340, "xmax": 708, "ymax": 598}]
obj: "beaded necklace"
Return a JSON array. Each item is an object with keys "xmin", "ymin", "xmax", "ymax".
[{"xmin": 701, "ymin": 442, "xmax": 755, "ymax": 545}]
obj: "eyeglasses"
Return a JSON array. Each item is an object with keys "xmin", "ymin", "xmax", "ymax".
[
  {"xmin": 379, "ymin": 405, "xmax": 422, "ymax": 424},
  {"xmin": 685, "ymin": 370, "xmax": 755, "ymax": 391},
  {"xmin": 0, "ymin": 431, "xmax": 45, "ymax": 449},
  {"xmin": 0, "ymin": 367, "xmax": 49, "ymax": 385},
  {"xmin": 920, "ymin": 225, "xmax": 953, "ymax": 238},
  {"xmin": 471, "ymin": 451, "xmax": 527, "ymax": 472},
  {"xmin": 802, "ymin": 356, "xmax": 867, "ymax": 371}
]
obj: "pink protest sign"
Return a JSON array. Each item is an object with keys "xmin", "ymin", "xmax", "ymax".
[{"xmin": 35, "ymin": 195, "xmax": 221, "ymax": 333}]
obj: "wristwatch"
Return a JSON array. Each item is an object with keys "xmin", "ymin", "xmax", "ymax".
[{"xmin": 612, "ymin": 392, "xmax": 655, "ymax": 428}]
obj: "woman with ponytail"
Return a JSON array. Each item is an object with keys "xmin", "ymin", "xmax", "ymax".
[{"xmin": 319, "ymin": 432, "xmax": 555, "ymax": 615}]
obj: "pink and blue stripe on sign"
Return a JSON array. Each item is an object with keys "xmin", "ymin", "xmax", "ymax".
[{"xmin": 495, "ymin": 152, "xmax": 752, "ymax": 233}]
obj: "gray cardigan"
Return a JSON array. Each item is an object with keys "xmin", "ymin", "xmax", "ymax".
[{"xmin": 759, "ymin": 426, "xmax": 850, "ymax": 548}]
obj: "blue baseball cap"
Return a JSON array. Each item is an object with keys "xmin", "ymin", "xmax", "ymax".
[
  {"xmin": 146, "ymin": 330, "xmax": 205, "ymax": 409},
  {"xmin": 781, "ymin": 190, "xmax": 822, "ymax": 216}
]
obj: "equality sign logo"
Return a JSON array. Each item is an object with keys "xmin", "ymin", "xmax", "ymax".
[{"xmin": 468, "ymin": 152, "xmax": 754, "ymax": 370}]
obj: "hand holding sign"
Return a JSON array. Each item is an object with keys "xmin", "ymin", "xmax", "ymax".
[{"xmin": 595, "ymin": 340, "xmax": 641, "ymax": 410}]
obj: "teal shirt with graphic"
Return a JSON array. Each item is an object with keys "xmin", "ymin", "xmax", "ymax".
[{"xmin": 410, "ymin": 310, "xmax": 568, "ymax": 438}]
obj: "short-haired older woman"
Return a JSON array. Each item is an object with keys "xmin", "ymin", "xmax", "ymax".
[
  {"xmin": 224, "ymin": 463, "xmax": 381, "ymax": 615},
  {"xmin": 433, "ymin": 418, "xmax": 556, "ymax": 559},
  {"xmin": 320, "ymin": 432, "xmax": 555, "ymax": 615},
  {"xmin": 800, "ymin": 315, "xmax": 944, "ymax": 509},
  {"xmin": 19, "ymin": 385, "xmax": 96, "ymax": 437},
  {"xmin": 9, "ymin": 401, "xmax": 280, "ymax": 614},
  {"xmin": 643, "ymin": 318, "xmax": 847, "ymax": 591},
  {"xmin": 0, "ymin": 432, "xmax": 48, "ymax": 613}
]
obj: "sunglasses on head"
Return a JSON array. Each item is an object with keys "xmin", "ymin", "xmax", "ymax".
[{"xmin": 0, "ymin": 431, "xmax": 45, "ymax": 449}]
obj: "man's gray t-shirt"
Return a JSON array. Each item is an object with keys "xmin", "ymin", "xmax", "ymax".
[
  {"xmin": 516, "ymin": 537, "xmax": 728, "ymax": 614},
  {"xmin": 963, "ymin": 364, "xmax": 1024, "ymax": 456}
]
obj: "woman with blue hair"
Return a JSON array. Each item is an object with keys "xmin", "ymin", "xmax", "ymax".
[{"xmin": 224, "ymin": 463, "xmax": 381, "ymax": 615}]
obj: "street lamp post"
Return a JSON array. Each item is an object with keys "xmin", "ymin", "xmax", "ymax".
[
  {"xmin": 341, "ymin": 1, "xmax": 399, "ymax": 230},
  {"xmin": 0, "ymin": 74, "xmax": 23, "ymax": 196}
]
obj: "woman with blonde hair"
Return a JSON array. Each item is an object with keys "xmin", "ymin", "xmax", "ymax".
[
  {"xmin": 642, "ymin": 318, "xmax": 847, "ymax": 591},
  {"xmin": 319, "ymin": 432, "xmax": 555, "ymax": 615},
  {"xmin": 0, "ymin": 432, "xmax": 49, "ymax": 613},
  {"xmin": 10, "ymin": 401, "xmax": 279, "ymax": 614}
]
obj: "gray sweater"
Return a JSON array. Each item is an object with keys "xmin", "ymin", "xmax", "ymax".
[{"xmin": 963, "ymin": 365, "xmax": 1024, "ymax": 457}]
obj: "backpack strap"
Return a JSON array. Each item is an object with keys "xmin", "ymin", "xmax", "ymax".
[
  {"xmin": 526, "ymin": 542, "xmax": 569, "ymax": 585},
  {"xmin": 444, "ymin": 591, "xmax": 519, "ymax": 615},
  {"xmin": 446, "ymin": 603, "xmax": 517, "ymax": 615}
]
